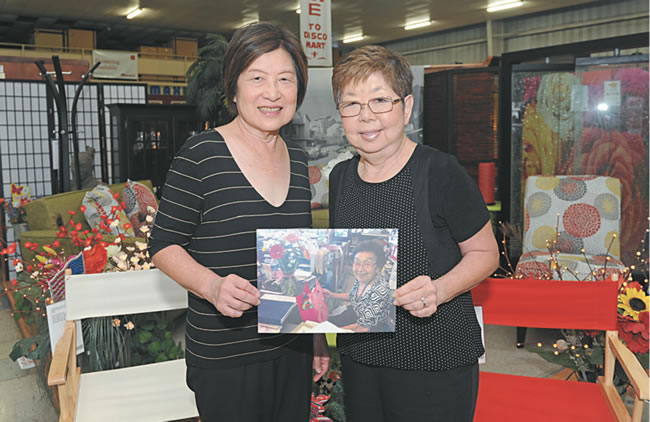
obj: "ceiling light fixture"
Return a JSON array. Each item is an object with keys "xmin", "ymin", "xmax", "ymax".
[
  {"xmin": 296, "ymin": 8, "xmax": 301, "ymax": 14},
  {"xmin": 404, "ymin": 20, "xmax": 433, "ymax": 30},
  {"xmin": 487, "ymin": 1, "xmax": 523, "ymax": 12},
  {"xmin": 126, "ymin": 7, "xmax": 143, "ymax": 19},
  {"xmin": 342, "ymin": 35, "xmax": 364, "ymax": 44}
]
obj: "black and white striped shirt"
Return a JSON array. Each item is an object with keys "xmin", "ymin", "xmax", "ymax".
[{"xmin": 149, "ymin": 130, "xmax": 312, "ymax": 368}]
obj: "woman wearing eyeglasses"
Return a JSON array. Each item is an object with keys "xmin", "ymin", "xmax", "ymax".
[
  {"xmin": 328, "ymin": 45, "xmax": 499, "ymax": 422},
  {"xmin": 323, "ymin": 240, "xmax": 394, "ymax": 332}
]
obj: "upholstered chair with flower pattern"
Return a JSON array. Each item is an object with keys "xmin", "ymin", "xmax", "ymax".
[{"xmin": 515, "ymin": 175, "xmax": 626, "ymax": 281}]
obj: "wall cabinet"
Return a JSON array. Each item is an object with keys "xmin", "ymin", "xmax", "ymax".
[{"xmin": 108, "ymin": 104, "xmax": 202, "ymax": 192}]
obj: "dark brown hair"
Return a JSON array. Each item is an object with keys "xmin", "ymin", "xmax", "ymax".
[
  {"xmin": 353, "ymin": 240, "xmax": 387, "ymax": 269},
  {"xmin": 332, "ymin": 45, "xmax": 412, "ymax": 106},
  {"xmin": 223, "ymin": 22, "xmax": 308, "ymax": 113}
]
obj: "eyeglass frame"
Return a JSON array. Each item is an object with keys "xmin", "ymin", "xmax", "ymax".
[
  {"xmin": 337, "ymin": 96, "xmax": 403, "ymax": 118},
  {"xmin": 352, "ymin": 259, "xmax": 377, "ymax": 270}
]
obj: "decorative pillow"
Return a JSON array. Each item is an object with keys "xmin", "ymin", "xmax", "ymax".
[
  {"xmin": 82, "ymin": 185, "xmax": 134, "ymax": 237},
  {"xmin": 122, "ymin": 179, "xmax": 158, "ymax": 235}
]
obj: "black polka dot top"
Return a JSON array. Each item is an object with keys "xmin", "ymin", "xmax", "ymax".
[{"xmin": 332, "ymin": 149, "xmax": 486, "ymax": 371}]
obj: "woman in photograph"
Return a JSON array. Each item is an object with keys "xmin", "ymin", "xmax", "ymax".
[
  {"xmin": 324, "ymin": 240, "xmax": 394, "ymax": 332},
  {"xmin": 148, "ymin": 22, "xmax": 329, "ymax": 422},
  {"xmin": 328, "ymin": 45, "xmax": 499, "ymax": 421}
]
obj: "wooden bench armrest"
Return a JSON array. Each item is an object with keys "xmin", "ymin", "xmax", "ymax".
[
  {"xmin": 48, "ymin": 320, "xmax": 76, "ymax": 386},
  {"xmin": 607, "ymin": 331, "xmax": 649, "ymax": 401}
]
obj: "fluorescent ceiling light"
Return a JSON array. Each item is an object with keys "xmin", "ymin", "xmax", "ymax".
[
  {"xmin": 487, "ymin": 1, "xmax": 523, "ymax": 12},
  {"xmin": 342, "ymin": 35, "xmax": 364, "ymax": 44},
  {"xmin": 597, "ymin": 103, "xmax": 609, "ymax": 111},
  {"xmin": 296, "ymin": 8, "xmax": 301, "ymax": 14},
  {"xmin": 126, "ymin": 8, "xmax": 143, "ymax": 19},
  {"xmin": 405, "ymin": 20, "xmax": 432, "ymax": 30}
]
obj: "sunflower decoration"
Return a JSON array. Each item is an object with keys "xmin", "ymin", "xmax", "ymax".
[{"xmin": 618, "ymin": 282, "xmax": 649, "ymax": 320}]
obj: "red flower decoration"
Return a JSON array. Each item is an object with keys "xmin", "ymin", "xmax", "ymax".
[
  {"xmin": 82, "ymin": 244, "xmax": 108, "ymax": 274},
  {"xmin": 269, "ymin": 244, "xmax": 284, "ymax": 260},
  {"xmin": 80, "ymin": 205, "xmax": 87, "ymax": 213},
  {"xmin": 617, "ymin": 313, "xmax": 649, "ymax": 354},
  {"xmin": 285, "ymin": 234, "xmax": 299, "ymax": 243}
]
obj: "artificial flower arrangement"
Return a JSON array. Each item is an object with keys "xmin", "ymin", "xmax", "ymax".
[
  {"xmin": 261, "ymin": 233, "xmax": 314, "ymax": 296},
  {"xmin": 496, "ymin": 222, "xmax": 649, "ymax": 390},
  {"xmin": 1, "ymin": 195, "xmax": 183, "ymax": 393}
]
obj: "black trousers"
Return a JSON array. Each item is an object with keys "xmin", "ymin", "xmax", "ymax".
[
  {"xmin": 186, "ymin": 346, "xmax": 312, "ymax": 422},
  {"xmin": 340, "ymin": 355, "xmax": 479, "ymax": 422}
]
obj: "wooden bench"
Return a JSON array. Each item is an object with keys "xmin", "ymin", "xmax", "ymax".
[
  {"xmin": 473, "ymin": 277, "xmax": 648, "ymax": 422},
  {"xmin": 47, "ymin": 269, "xmax": 199, "ymax": 422}
]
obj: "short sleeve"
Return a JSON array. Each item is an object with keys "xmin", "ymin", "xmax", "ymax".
[
  {"xmin": 437, "ymin": 156, "xmax": 490, "ymax": 243},
  {"xmin": 148, "ymin": 142, "xmax": 204, "ymax": 257},
  {"xmin": 328, "ymin": 161, "xmax": 345, "ymax": 227}
]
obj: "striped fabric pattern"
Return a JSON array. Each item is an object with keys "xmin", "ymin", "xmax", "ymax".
[{"xmin": 148, "ymin": 130, "xmax": 312, "ymax": 368}]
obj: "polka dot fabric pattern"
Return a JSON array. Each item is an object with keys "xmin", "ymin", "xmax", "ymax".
[
  {"xmin": 123, "ymin": 179, "xmax": 158, "ymax": 235},
  {"xmin": 333, "ymin": 164, "xmax": 484, "ymax": 371},
  {"xmin": 516, "ymin": 175, "xmax": 626, "ymax": 280}
]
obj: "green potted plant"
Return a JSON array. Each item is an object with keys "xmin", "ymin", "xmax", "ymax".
[{"xmin": 185, "ymin": 33, "xmax": 233, "ymax": 127}]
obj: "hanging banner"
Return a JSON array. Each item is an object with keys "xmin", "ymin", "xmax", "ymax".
[
  {"xmin": 92, "ymin": 50, "xmax": 138, "ymax": 80},
  {"xmin": 300, "ymin": 0, "xmax": 332, "ymax": 67}
]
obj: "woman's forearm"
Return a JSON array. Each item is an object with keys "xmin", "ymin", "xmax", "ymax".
[
  {"xmin": 151, "ymin": 244, "xmax": 221, "ymax": 300},
  {"xmin": 434, "ymin": 222, "xmax": 499, "ymax": 304}
]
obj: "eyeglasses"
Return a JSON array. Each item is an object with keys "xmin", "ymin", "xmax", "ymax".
[
  {"xmin": 338, "ymin": 96, "xmax": 403, "ymax": 117},
  {"xmin": 353, "ymin": 259, "xmax": 377, "ymax": 270}
]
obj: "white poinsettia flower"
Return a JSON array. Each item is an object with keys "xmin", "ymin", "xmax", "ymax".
[
  {"xmin": 15, "ymin": 262, "xmax": 23, "ymax": 272},
  {"xmin": 135, "ymin": 241, "xmax": 147, "ymax": 251},
  {"xmin": 145, "ymin": 215, "xmax": 154, "ymax": 223},
  {"xmin": 139, "ymin": 226, "xmax": 150, "ymax": 233},
  {"xmin": 113, "ymin": 236, "xmax": 122, "ymax": 244},
  {"xmin": 105, "ymin": 244, "xmax": 122, "ymax": 257},
  {"xmin": 126, "ymin": 247, "xmax": 135, "ymax": 252},
  {"xmin": 146, "ymin": 206, "xmax": 156, "ymax": 214},
  {"xmin": 117, "ymin": 252, "xmax": 128, "ymax": 261},
  {"xmin": 117, "ymin": 261, "xmax": 128, "ymax": 271},
  {"xmin": 110, "ymin": 219, "xmax": 120, "ymax": 228},
  {"xmin": 130, "ymin": 256, "xmax": 139, "ymax": 264},
  {"xmin": 142, "ymin": 262, "xmax": 151, "ymax": 270}
]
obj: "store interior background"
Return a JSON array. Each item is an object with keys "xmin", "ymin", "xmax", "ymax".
[{"xmin": 0, "ymin": 0, "xmax": 648, "ymax": 420}]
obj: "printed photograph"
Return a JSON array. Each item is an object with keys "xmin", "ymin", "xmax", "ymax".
[{"xmin": 257, "ymin": 228, "xmax": 398, "ymax": 333}]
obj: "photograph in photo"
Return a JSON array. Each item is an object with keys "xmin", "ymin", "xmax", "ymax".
[{"xmin": 257, "ymin": 228, "xmax": 398, "ymax": 333}]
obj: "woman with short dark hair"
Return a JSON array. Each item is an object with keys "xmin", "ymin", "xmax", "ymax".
[
  {"xmin": 149, "ymin": 22, "xmax": 328, "ymax": 421},
  {"xmin": 324, "ymin": 240, "xmax": 394, "ymax": 332},
  {"xmin": 329, "ymin": 45, "xmax": 499, "ymax": 422}
]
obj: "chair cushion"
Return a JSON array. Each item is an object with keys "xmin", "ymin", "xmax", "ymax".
[
  {"xmin": 75, "ymin": 358, "xmax": 198, "ymax": 422},
  {"xmin": 515, "ymin": 251, "xmax": 625, "ymax": 281},
  {"xmin": 521, "ymin": 176, "xmax": 622, "ymax": 260},
  {"xmin": 82, "ymin": 185, "xmax": 134, "ymax": 237},
  {"xmin": 122, "ymin": 179, "xmax": 158, "ymax": 236},
  {"xmin": 475, "ymin": 372, "xmax": 615, "ymax": 421}
]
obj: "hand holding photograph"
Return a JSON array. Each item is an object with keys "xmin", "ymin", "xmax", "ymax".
[{"xmin": 257, "ymin": 228, "xmax": 398, "ymax": 334}]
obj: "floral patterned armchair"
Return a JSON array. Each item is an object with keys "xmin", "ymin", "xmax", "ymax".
[{"xmin": 515, "ymin": 175, "xmax": 626, "ymax": 281}]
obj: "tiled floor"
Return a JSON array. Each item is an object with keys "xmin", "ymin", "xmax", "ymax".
[{"xmin": 0, "ymin": 295, "xmax": 58, "ymax": 422}]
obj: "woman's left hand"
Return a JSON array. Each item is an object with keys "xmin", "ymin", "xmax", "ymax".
[
  {"xmin": 392, "ymin": 275, "xmax": 438, "ymax": 318},
  {"xmin": 312, "ymin": 334, "xmax": 330, "ymax": 382}
]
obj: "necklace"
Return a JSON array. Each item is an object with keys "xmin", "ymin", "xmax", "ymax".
[{"xmin": 356, "ymin": 278, "xmax": 375, "ymax": 298}]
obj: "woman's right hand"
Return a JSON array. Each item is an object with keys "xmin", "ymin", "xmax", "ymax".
[{"xmin": 207, "ymin": 274, "xmax": 260, "ymax": 318}]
